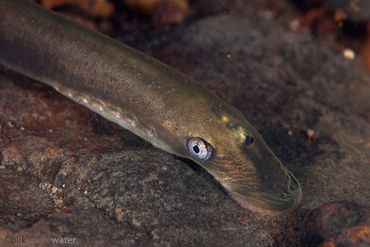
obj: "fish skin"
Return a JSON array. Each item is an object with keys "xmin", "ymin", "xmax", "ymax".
[{"xmin": 0, "ymin": 0, "xmax": 301, "ymax": 214}]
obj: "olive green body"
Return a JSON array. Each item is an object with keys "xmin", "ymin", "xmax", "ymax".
[{"xmin": 0, "ymin": 0, "xmax": 301, "ymax": 214}]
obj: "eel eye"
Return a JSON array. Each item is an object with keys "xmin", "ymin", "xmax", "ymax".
[
  {"xmin": 244, "ymin": 135, "xmax": 255, "ymax": 147},
  {"xmin": 187, "ymin": 137, "xmax": 213, "ymax": 160}
]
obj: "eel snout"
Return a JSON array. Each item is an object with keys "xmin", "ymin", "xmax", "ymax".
[
  {"xmin": 195, "ymin": 117, "xmax": 302, "ymax": 214},
  {"xmin": 228, "ymin": 169, "xmax": 302, "ymax": 214}
]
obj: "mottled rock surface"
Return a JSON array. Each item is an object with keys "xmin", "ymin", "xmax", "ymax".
[
  {"xmin": 1, "ymin": 12, "xmax": 370, "ymax": 247},
  {"xmin": 294, "ymin": 0, "xmax": 370, "ymax": 22},
  {"xmin": 301, "ymin": 201, "xmax": 370, "ymax": 246}
]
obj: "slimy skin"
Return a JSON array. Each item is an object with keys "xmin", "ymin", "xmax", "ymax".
[{"xmin": 0, "ymin": 0, "xmax": 302, "ymax": 214}]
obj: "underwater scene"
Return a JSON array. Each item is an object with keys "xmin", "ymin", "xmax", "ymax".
[{"xmin": 0, "ymin": 0, "xmax": 369, "ymax": 246}]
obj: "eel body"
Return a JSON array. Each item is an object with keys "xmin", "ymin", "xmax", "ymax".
[{"xmin": 0, "ymin": 0, "xmax": 301, "ymax": 214}]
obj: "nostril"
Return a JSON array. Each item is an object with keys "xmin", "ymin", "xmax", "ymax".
[
  {"xmin": 287, "ymin": 171, "xmax": 300, "ymax": 194},
  {"xmin": 282, "ymin": 192, "xmax": 288, "ymax": 199},
  {"xmin": 289, "ymin": 180, "xmax": 296, "ymax": 192}
]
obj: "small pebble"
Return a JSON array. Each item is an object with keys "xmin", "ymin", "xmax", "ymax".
[
  {"xmin": 51, "ymin": 186, "xmax": 58, "ymax": 194},
  {"xmin": 150, "ymin": 228, "xmax": 161, "ymax": 240},
  {"xmin": 343, "ymin": 49, "xmax": 355, "ymax": 60},
  {"xmin": 260, "ymin": 10, "xmax": 273, "ymax": 19},
  {"xmin": 115, "ymin": 208, "xmax": 125, "ymax": 221},
  {"xmin": 132, "ymin": 217, "xmax": 141, "ymax": 228},
  {"xmin": 289, "ymin": 19, "xmax": 300, "ymax": 31},
  {"xmin": 306, "ymin": 128, "xmax": 318, "ymax": 141}
]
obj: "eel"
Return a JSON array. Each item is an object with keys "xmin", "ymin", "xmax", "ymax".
[{"xmin": 0, "ymin": 0, "xmax": 302, "ymax": 214}]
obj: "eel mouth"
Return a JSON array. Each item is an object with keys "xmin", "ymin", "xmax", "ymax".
[{"xmin": 229, "ymin": 170, "xmax": 302, "ymax": 215}]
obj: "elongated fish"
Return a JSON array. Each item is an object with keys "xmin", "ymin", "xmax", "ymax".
[{"xmin": 0, "ymin": 0, "xmax": 301, "ymax": 214}]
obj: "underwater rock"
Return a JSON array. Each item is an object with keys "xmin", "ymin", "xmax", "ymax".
[
  {"xmin": 325, "ymin": 0, "xmax": 370, "ymax": 22},
  {"xmin": 293, "ymin": 0, "xmax": 370, "ymax": 22},
  {"xmin": 300, "ymin": 201, "xmax": 370, "ymax": 246}
]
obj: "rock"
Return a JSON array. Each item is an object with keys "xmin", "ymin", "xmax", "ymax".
[
  {"xmin": 301, "ymin": 201, "xmax": 370, "ymax": 246},
  {"xmin": 1, "ymin": 10, "xmax": 370, "ymax": 247},
  {"xmin": 293, "ymin": 0, "xmax": 370, "ymax": 22},
  {"xmin": 152, "ymin": 0, "xmax": 188, "ymax": 26},
  {"xmin": 39, "ymin": 0, "xmax": 115, "ymax": 18},
  {"xmin": 0, "ymin": 169, "xmax": 55, "ymax": 246},
  {"xmin": 123, "ymin": 0, "xmax": 189, "ymax": 26},
  {"xmin": 325, "ymin": 0, "xmax": 370, "ymax": 22}
]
